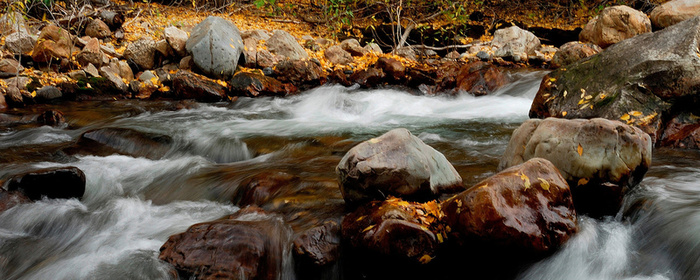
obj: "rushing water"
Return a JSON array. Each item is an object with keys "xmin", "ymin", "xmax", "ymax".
[{"xmin": 1, "ymin": 70, "xmax": 699, "ymax": 279}]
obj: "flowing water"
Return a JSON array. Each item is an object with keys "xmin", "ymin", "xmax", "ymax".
[{"xmin": 1, "ymin": 70, "xmax": 699, "ymax": 279}]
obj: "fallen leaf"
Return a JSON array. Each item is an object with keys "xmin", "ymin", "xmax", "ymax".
[
  {"xmin": 419, "ymin": 255, "xmax": 433, "ymax": 264},
  {"xmin": 620, "ymin": 114, "xmax": 630, "ymax": 121},
  {"xmin": 577, "ymin": 178, "xmax": 589, "ymax": 186},
  {"xmin": 577, "ymin": 144, "xmax": 583, "ymax": 156},
  {"xmin": 562, "ymin": 111, "xmax": 567, "ymax": 116},
  {"xmin": 538, "ymin": 178, "xmax": 550, "ymax": 191},
  {"xmin": 630, "ymin": 111, "xmax": 643, "ymax": 116},
  {"xmin": 520, "ymin": 172, "xmax": 531, "ymax": 189},
  {"xmin": 563, "ymin": 90, "xmax": 568, "ymax": 97},
  {"xmin": 362, "ymin": 225, "xmax": 375, "ymax": 233}
]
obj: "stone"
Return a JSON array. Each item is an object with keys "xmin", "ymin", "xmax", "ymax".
[
  {"xmin": 445, "ymin": 51, "xmax": 461, "ymax": 60},
  {"xmin": 76, "ymin": 37, "xmax": 105, "ymax": 67},
  {"xmin": 138, "ymin": 70, "xmax": 157, "ymax": 82},
  {"xmin": 163, "ymin": 26, "xmax": 188, "ymax": 56},
  {"xmin": 324, "ymin": 45, "xmax": 353, "ymax": 65},
  {"xmin": 336, "ymin": 128, "xmax": 463, "ymax": 204},
  {"xmin": 6, "ymin": 166, "xmax": 86, "ymax": 200},
  {"xmin": 171, "ymin": 71, "xmax": 228, "ymax": 102},
  {"xmin": 159, "ymin": 207, "xmax": 292, "ymax": 280},
  {"xmin": 124, "ymin": 38, "xmax": 156, "ymax": 70},
  {"xmin": 73, "ymin": 127, "xmax": 173, "ymax": 159},
  {"xmin": 455, "ymin": 61, "xmax": 508, "ymax": 96},
  {"xmin": 185, "ymin": 16, "xmax": 245, "ymax": 80},
  {"xmin": 349, "ymin": 68, "xmax": 385, "ymax": 88},
  {"xmin": 442, "ymin": 158, "xmax": 577, "ymax": 254},
  {"xmin": 265, "ymin": 29, "xmax": 308, "ymax": 60},
  {"xmin": 35, "ymin": 86, "xmax": 62, "ymax": 103},
  {"xmin": 0, "ymin": 58, "xmax": 23, "ymax": 73},
  {"xmin": 476, "ymin": 51, "xmax": 491, "ymax": 61},
  {"xmin": 85, "ymin": 19, "xmax": 111, "ymax": 39},
  {"xmin": 117, "ymin": 60, "xmax": 134, "ymax": 82},
  {"xmin": 579, "ymin": 5, "xmax": 652, "ymax": 48},
  {"xmin": 499, "ymin": 118, "xmax": 652, "ymax": 217},
  {"xmin": 374, "ymin": 57, "xmax": 405, "ymax": 82},
  {"xmin": 491, "ymin": 25, "xmax": 540, "ymax": 60},
  {"xmin": 0, "ymin": 190, "xmax": 31, "ymax": 213},
  {"xmin": 154, "ymin": 39, "xmax": 172, "ymax": 57},
  {"xmin": 274, "ymin": 59, "xmax": 324, "ymax": 86},
  {"xmin": 242, "ymin": 30, "xmax": 271, "ymax": 67},
  {"xmin": 37, "ymin": 109, "xmax": 65, "ymax": 126},
  {"xmin": 530, "ymin": 17, "xmax": 700, "ymax": 144},
  {"xmin": 364, "ymin": 42, "xmax": 383, "ymax": 54},
  {"xmin": 293, "ymin": 220, "xmax": 341, "ymax": 266},
  {"xmin": 98, "ymin": 66, "xmax": 129, "ymax": 93},
  {"xmin": 0, "ymin": 12, "xmax": 26, "ymax": 36},
  {"xmin": 231, "ymin": 171, "xmax": 299, "ymax": 206},
  {"xmin": 551, "ymin": 41, "xmax": 601, "ymax": 68},
  {"xmin": 650, "ymin": 0, "xmax": 700, "ymax": 29},
  {"xmin": 5, "ymin": 86, "xmax": 23, "ymax": 107},
  {"xmin": 255, "ymin": 49, "xmax": 278, "ymax": 68},
  {"xmin": 229, "ymin": 72, "xmax": 297, "ymax": 98},
  {"xmin": 395, "ymin": 47, "xmax": 416, "ymax": 61},
  {"xmin": 178, "ymin": 56, "xmax": 193, "ymax": 70},
  {"xmin": 0, "ymin": 90, "xmax": 6, "ymax": 111},
  {"xmin": 340, "ymin": 38, "xmax": 368, "ymax": 57},
  {"xmin": 4, "ymin": 31, "xmax": 35, "ymax": 55},
  {"xmin": 84, "ymin": 63, "xmax": 100, "ymax": 77},
  {"xmin": 32, "ymin": 25, "xmax": 74, "ymax": 63},
  {"xmin": 68, "ymin": 70, "xmax": 86, "ymax": 80},
  {"xmin": 660, "ymin": 112, "xmax": 700, "ymax": 149}
]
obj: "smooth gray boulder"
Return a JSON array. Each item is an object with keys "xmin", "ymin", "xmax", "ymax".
[
  {"xmin": 265, "ymin": 30, "xmax": 308, "ymax": 60},
  {"xmin": 336, "ymin": 128, "xmax": 463, "ymax": 204},
  {"xmin": 579, "ymin": 5, "xmax": 651, "ymax": 48},
  {"xmin": 185, "ymin": 16, "xmax": 245, "ymax": 80},
  {"xmin": 499, "ymin": 118, "xmax": 652, "ymax": 217},
  {"xmin": 491, "ymin": 26, "xmax": 540, "ymax": 61}
]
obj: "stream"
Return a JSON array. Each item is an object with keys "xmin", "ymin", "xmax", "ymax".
[{"xmin": 1, "ymin": 70, "xmax": 699, "ymax": 279}]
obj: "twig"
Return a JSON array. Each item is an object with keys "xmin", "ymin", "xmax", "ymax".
[
  {"xmin": 412, "ymin": 44, "xmax": 473, "ymax": 51},
  {"xmin": 123, "ymin": 8, "xmax": 142, "ymax": 27}
]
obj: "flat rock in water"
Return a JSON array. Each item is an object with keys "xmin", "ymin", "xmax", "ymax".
[
  {"xmin": 71, "ymin": 127, "xmax": 173, "ymax": 159},
  {"xmin": 336, "ymin": 128, "xmax": 463, "ymax": 204},
  {"xmin": 5, "ymin": 166, "xmax": 86, "ymax": 200},
  {"xmin": 500, "ymin": 118, "xmax": 652, "ymax": 217},
  {"xmin": 171, "ymin": 71, "xmax": 228, "ymax": 102},
  {"xmin": 455, "ymin": 61, "xmax": 508, "ymax": 96},
  {"xmin": 293, "ymin": 220, "xmax": 340, "ymax": 266},
  {"xmin": 229, "ymin": 72, "xmax": 297, "ymax": 97},
  {"xmin": 185, "ymin": 16, "xmax": 245, "ymax": 80},
  {"xmin": 231, "ymin": 171, "xmax": 299, "ymax": 206}
]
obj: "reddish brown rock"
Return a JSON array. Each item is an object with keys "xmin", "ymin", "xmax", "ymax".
[
  {"xmin": 159, "ymin": 207, "xmax": 292, "ymax": 280},
  {"xmin": 455, "ymin": 61, "xmax": 508, "ymax": 96},
  {"xmin": 85, "ymin": 18, "xmax": 111, "ymax": 39},
  {"xmin": 0, "ymin": 91, "xmax": 6, "ymax": 111},
  {"xmin": 274, "ymin": 59, "xmax": 324, "ymax": 87},
  {"xmin": 6, "ymin": 166, "xmax": 86, "ymax": 200},
  {"xmin": 172, "ymin": 71, "xmax": 228, "ymax": 102},
  {"xmin": 37, "ymin": 110, "xmax": 65, "ymax": 126},
  {"xmin": 72, "ymin": 127, "xmax": 173, "ymax": 159},
  {"xmin": 349, "ymin": 68, "xmax": 385, "ymax": 88},
  {"xmin": 77, "ymin": 38, "xmax": 105, "ymax": 67},
  {"xmin": 442, "ymin": 158, "xmax": 577, "ymax": 254},
  {"xmin": 340, "ymin": 38, "xmax": 367, "ymax": 57},
  {"xmin": 661, "ymin": 113, "xmax": 700, "ymax": 149},
  {"xmin": 232, "ymin": 171, "xmax": 299, "ymax": 206},
  {"xmin": 32, "ymin": 25, "xmax": 74, "ymax": 63},
  {"xmin": 0, "ymin": 58, "xmax": 23, "ymax": 73},
  {"xmin": 324, "ymin": 45, "xmax": 353, "ymax": 65},
  {"xmin": 374, "ymin": 57, "xmax": 405, "ymax": 82},
  {"xmin": 229, "ymin": 72, "xmax": 297, "ymax": 97},
  {"xmin": 293, "ymin": 220, "xmax": 340, "ymax": 266},
  {"xmin": 0, "ymin": 189, "xmax": 31, "ymax": 213}
]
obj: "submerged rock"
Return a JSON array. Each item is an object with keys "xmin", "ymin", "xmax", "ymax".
[
  {"xmin": 5, "ymin": 166, "xmax": 86, "ymax": 200},
  {"xmin": 499, "ymin": 118, "xmax": 652, "ymax": 217},
  {"xmin": 159, "ymin": 206, "xmax": 292, "ymax": 280},
  {"xmin": 71, "ymin": 127, "xmax": 173, "ymax": 159},
  {"xmin": 442, "ymin": 158, "xmax": 577, "ymax": 254},
  {"xmin": 37, "ymin": 109, "xmax": 65, "ymax": 126},
  {"xmin": 579, "ymin": 5, "xmax": 651, "ymax": 48},
  {"xmin": 232, "ymin": 171, "xmax": 299, "ymax": 206},
  {"xmin": 0, "ymin": 189, "xmax": 31, "ymax": 213},
  {"xmin": 455, "ymin": 61, "xmax": 507, "ymax": 96},
  {"xmin": 336, "ymin": 128, "xmax": 463, "ymax": 204},
  {"xmin": 229, "ymin": 72, "xmax": 297, "ymax": 97},
  {"xmin": 293, "ymin": 220, "xmax": 341, "ymax": 266},
  {"xmin": 186, "ymin": 16, "xmax": 245, "ymax": 80}
]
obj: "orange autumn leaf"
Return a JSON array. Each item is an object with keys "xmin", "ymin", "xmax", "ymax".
[{"xmin": 577, "ymin": 144, "xmax": 583, "ymax": 156}]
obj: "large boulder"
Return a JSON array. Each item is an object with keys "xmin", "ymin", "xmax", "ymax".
[
  {"xmin": 336, "ymin": 128, "xmax": 463, "ymax": 204},
  {"xmin": 274, "ymin": 59, "xmax": 324, "ymax": 87},
  {"xmin": 32, "ymin": 25, "xmax": 74, "ymax": 63},
  {"xmin": 171, "ymin": 71, "xmax": 228, "ymax": 102},
  {"xmin": 293, "ymin": 220, "xmax": 341, "ymax": 266},
  {"xmin": 650, "ymin": 0, "xmax": 700, "ymax": 29},
  {"xmin": 229, "ymin": 72, "xmax": 297, "ymax": 97},
  {"xmin": 265, "ymin": 30, "xmax": 308, "ymax": 60},
  {"xmin": 491, "ymin": 26, "xmax": 540, "ymax": 61},
  {"xmin": 499, "ymin": 118, "xmax": 652, "ymax": 217},
  {"xmin": 442, "ymin": 158, "xmax": 577, "ymax": 254},
  {"xmin": 159, "ymin": 207, "xmax": 292, "ymax": 280},
  {"xmin": 124, "ymin": 38, "xmax": 156, "ymax": 70},
  {"xmin": 530, "ymin": 16, "xmax": 700, "ymax": 144},
  {"xmin": 551, "ymin": 41, "xmax": 602, "ymax": 68},
  {"xmin": 5, "ymin": 166, "xmax": 86, "ymax": 200},
  {"xmin": 185, "ymin": 16, "xmax": 245, "ymax": 80},
  {"xmin": 579, "ymin": 5, "xmax": 652, "ymax": 48}
]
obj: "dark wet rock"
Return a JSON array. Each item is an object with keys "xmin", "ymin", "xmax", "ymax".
[
  {"xmin": 349, "ymin": 68, "xmax": 385, "ymax": 88},
  {"xmin": 186, "ymin": 16, "xmax": 245, "ymax": 80},
  {"xmin": 0, "ymin": 58, "xmax": 23, "ymax": 73},
  {"xmin": 442, "ymin": 158, "xmax": 577, "ymax": 254},
  {"xmin": 660, "ymin": 112, "xmax": 700, "ymax": 149},
  {"xmin": 229, "ymin": 72, "xmax": 297, "ymax": 98},
  {"xmin": 0, "ymin": 189, "xmax": 31, "ymax": 213},
  {"xmin": 374, "ymin": 57, "xmax": 405, "ymax": 82},
  {"xmin": 0, "ymin": 91, "xmax": 6, "ymax": 111},
  {"xmin": 35, "ymin": 86, "xmax": 63, "ymax": 103},
  {"xmin": 232, "ymin": 171, "xmax": 299, "ymax": 206},
  {"xmin": 500, "ymin": 118, "xmax": 652, "ymax": 217},
  {"xmin": 324, "ymin": 45, "xmax": 353, "ymax": 65},
  {"xmin": 32, "ymin": 25, "xmax": 74, "ymax": 63},
  {"xmin": 159, "ymin": 206, "xmax": 292, "ymax": 280},
  {"xmin": 551, "ymin": 41, "xmax": 601, "ymax": 68},
  {"xmin": 5, "ymin": 31, "xmax": 36, "ymax": 55},
  {"xmin": 650, "ymin": 0, "xmax": 700, "ymax": 29},
  {"xmin": 340, "ymin": 38, "xmax": 367, "ymax": 57},
  {"xmin": 163, "ymin": 26, "xmax": 188, "ymax": 56},
  {"xmin": 5, "ymin": 86, "xmax": 24, "ymax": 108},
  {"xmin": 455, "ymin": 61, "xmax": 507, "ymax": 96},
  {"xmin": 579, "ymin": 5, "xmax": 651, "ymax": 48},
  {"xmin": 274, "ymin": 59, "xmax": 324, "ymax": 87},
  {"xmin": 266, "ymin": 30, "xmax": 308, "ymax": 60},
  {"xmin": 491, "ymin": 26, "xmax": 540, "ymax": 61},
  {"xmin": 71, "ymin": 127, "xmax": 173, "ymax": 159},
  {"xmin": 37, "ymin": 109, "xmax": 66, "ymax": 126},
  {"xmin": 531, "ymin": 17, "xmax": 700, "ymax": 143},
  {"xmin": 85, "ymin": 19, "xmax": 111, "ymax": 39},
  {"xmin": 124, "ymin": 38, "xmax": 156, "ymax": 70},
  {"xmin": 293, "ymin": 220, "xmax": 340, "ymax": 266},
  {"xmin": 171, "ymin": 71, "xmax": 228, "ymax": 102},
  {"xmin": 336, "ymin": 128, "xmax": 463, "ymax": 204},
  {"xmin": 5, "ymin": 166, "xmax": 86, "ymax": 200}
]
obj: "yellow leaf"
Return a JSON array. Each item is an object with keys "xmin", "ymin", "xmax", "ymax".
[
  {"xmin": 362, "ymin": 225, "xmax": 375, "ymax": 233},
  {"xmin": 577, "ymin": 144, "xmax": 583, "ymax": 156},
  {"xmin": 538, "ymin": 178, "xmax": 550, "ymax": 191},
  {"xmin": 437, "ymin": 233, "xmax": 444, "ymax": 243},
  {"xmin": 562, "ymin": 111, "xmax": 567, "ymax": 117},
  {"xmin": 30, "ymin": 91, "xmax": 36, "ymax": 97},
  {"xmin": 599, "ymin": 94, "xmax": 606, "ymax": 99},
  {"xmin": 577, "ymin": 178, "xmax": 589, "ymax": 186},
  {"xmin": 620, "ymin": 114, "xmax": 630, "ymax": 121},
  {"xmin": 520, "ymin": 172, "xmax": 531, "ymax": 189},
  {"xmin": 563, "ymin": 90, "xmax": 567, "ymax": 97},
  {"xmin": 630, "ymin": 111, "xmax": 643, "ymax": 116},
  {"xmin": 419, "ymin": 255, "xmax": 433, "ymax": 264},
  {"xmin": 368, "ymin": 138, "xmax": 379, "ymax": 144},
  {"xmin": 356, "ymin": 216, "xmax": 365, "ymax": 222},
  {"xmin": 549, "ymin": 78, "xmax": 556, "ymax": 82}
]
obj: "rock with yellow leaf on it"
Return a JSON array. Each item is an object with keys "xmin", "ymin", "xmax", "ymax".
[
  {"xmin": 324, "ymin": 45, "xmax": 353, "ymax": 65},
  {"xmin": 442, "ymin": 158, "xmax": 576, "ymax": 254},
  {"xmin": 32, "ymin": 25, "xmax": 74, "ymax": 63},
  {"xmin": 340, "ymin": 38, "xmax": 368, "ymax": 57},
  {"xmin": 171, "ymin": 71, "xmax": 228, "ymax": 103},
  {"xmin": 499, "ymin": 118, "xmax": 652, "ymax": 217},
  {"xmin": 336, "ymin": 128, "xmax": 464, "ymax": 205},
  {"xmin": 185, "ymin": 16, "xmax": 245, "ymax": 80},
  {"xmin": 76, "ymin": 37, "xmax": 106, "ymax": 67},
  {"xmin": 229, "ymin": 71, "xmax": 297, "ymax": 98}
]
